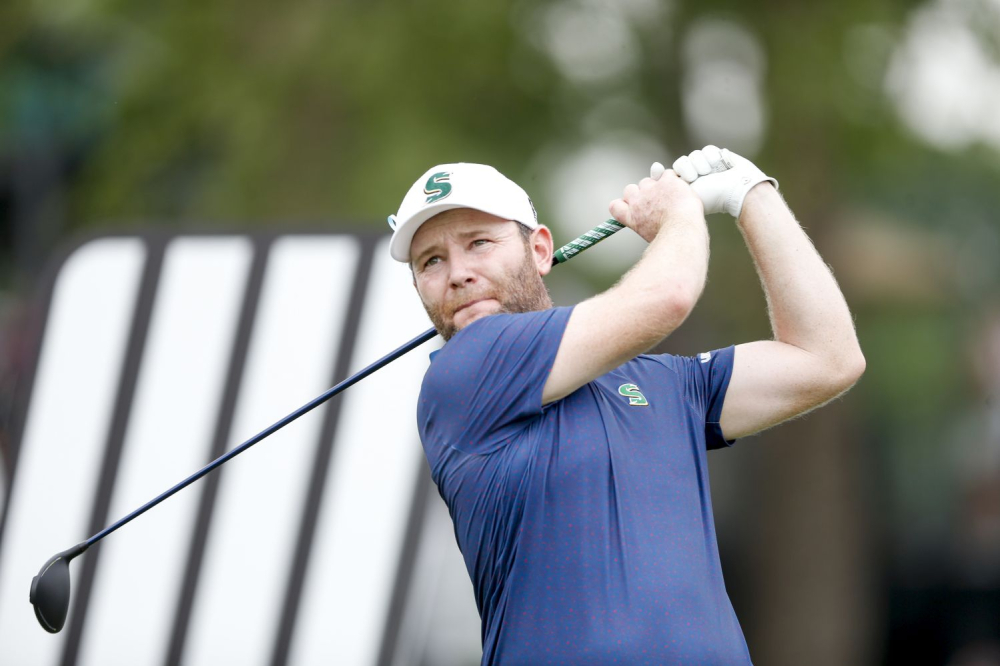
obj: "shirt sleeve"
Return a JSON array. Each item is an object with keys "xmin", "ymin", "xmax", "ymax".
[
  {"xmin": 418, "ymin": 306, "xmax": 573, "ymax": 455},
  {"xmin": 677, "ymin": 345, "xmax": 737, "ymax": 450}
]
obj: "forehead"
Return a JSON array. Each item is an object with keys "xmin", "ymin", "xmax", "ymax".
[{"xmin": 410, "ymin": 209, "xmax": 516, "ymax": 255}]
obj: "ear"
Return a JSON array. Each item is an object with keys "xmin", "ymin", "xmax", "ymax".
[{"xmin": 531, "ymin": 226, "xmax": 554, "ymax": 276}]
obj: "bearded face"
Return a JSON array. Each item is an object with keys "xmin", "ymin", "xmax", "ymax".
[
  {"xmin": 409, "ymin": 212, "xmax": 554, "ymax": 341},
  {"xmin": 421, "ymin": 240, "xmax": 552, "ymax": 340}
]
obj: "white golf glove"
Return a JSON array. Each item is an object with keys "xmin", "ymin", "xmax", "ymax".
[{"xmin": 650, "ymin": 145, "xmax": 777, "ymax": 218}]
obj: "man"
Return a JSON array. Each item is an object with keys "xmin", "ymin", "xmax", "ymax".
[{"xmin": 388, "ymin": 146, "xmax": 865, "ymax": 665}]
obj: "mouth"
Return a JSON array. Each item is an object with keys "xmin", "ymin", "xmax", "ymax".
[{"xmin": 454, "ymin": 298, "xmax": 490, "ymax": 315}]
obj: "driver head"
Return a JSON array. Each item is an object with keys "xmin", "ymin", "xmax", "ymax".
[{"xmin": 30, "ymin": 543, "xmax": 86, "ymax": 633}]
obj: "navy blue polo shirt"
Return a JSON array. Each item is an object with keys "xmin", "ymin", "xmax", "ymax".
[{"xmin": 417, "ymin": 306, "xmax": 752, "ymax": 665}]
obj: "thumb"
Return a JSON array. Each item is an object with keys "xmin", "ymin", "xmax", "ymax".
[
  {"xmin": 609, "ymin": 198, "xmax": 631, "ymax": 227},
  {"xmin": 689, "ymin": 174, "xmax": 728, "ymax": 215}
]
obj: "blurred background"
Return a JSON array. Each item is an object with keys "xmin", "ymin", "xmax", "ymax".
[{"xmin": 1, "ymin": 0, "xmax": 999, "ymax": 664}]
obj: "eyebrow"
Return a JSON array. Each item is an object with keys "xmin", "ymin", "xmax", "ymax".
[{"xmin": 412, "ymin": 227, "xmax": 503, "ymax": 266}]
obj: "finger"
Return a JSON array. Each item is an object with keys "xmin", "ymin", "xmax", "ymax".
[
  {"xmin": 672, "ymin": 155, "xmax": 698, "ymax": 183},
  {"xmin": 702, "ymin": 145, "xmax": 727, "ymax": 172},
  {"xmin": 609, "ymin": 198, "xmax": 631, "ymax": 225},
  {"xmin": 690, "ymin": 150, "xmax": 712, "ymax": 176},
  {"xmin": 650, "ymin": 161, "xmax": 666, "ymax": 180},
  {"xmin": 719, "ymin": 148, "xmax": 735, "ymax": 169},
  {"xmin": 622, "ymin": 183, "xmax": 640, "ymax": 202}
]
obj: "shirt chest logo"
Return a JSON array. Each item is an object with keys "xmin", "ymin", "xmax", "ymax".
[{"xmin": 618, "ymin": 383, "xmax": 649, "ymax": 406}]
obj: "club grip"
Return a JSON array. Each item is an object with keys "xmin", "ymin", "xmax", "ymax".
[{"xmin": 552, "ymin": 219, "xmax": 625, "ymax": 266}]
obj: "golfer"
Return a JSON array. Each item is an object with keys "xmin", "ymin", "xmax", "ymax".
[{"xmin": 388, "ymin": 146, "xmax": 865, "ymax": 665}]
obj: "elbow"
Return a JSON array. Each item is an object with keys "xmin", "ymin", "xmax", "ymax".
[
  {"xmin": 851, "ymin": 350, "xmax": 867, "ymax": 381},
  {"xmin": 668, "ymin": 292, "xmax": 697, "ymax": 326},
  {"xmin": 654, "ymin": 291, "xmax": 697, "ymax": 335},
  {"xmin": 627, "ymin": 280, "xmax": 702, "ymax": 340},
  {"xmin": 662, "ymin": 281, "xmax": 701, "ymax": 327},
  {"xmin": 832, "ymin": 347, "xmax": 866, "ymax": 392}
]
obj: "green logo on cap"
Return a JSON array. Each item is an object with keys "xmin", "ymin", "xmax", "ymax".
[{"xmin": 424, "ymin": 172, "xmax": 452, "ymax": 204}]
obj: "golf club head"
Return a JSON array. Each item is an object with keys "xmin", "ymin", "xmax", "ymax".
[{"xmin": 29, "ymin": 543, "xmax": 86, "ymax": 633}]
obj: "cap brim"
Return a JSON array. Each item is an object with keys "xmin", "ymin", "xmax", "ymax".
[{"xmin": 389, "ymin": 202, "xmax": 536, "ymax": 263}]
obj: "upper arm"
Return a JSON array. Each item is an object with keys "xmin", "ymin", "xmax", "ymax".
[{"xmin": 719, "ymin": 340, "xmax": 863, "ymax": 439}]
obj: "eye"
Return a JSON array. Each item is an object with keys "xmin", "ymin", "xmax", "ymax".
[
  {"xmin": 471, "ymin": 238, "xmax": 490, "ymax": 247},
  {"xmin": 422, "ymin": 255, "xmax": 441, "ymax": 270}
]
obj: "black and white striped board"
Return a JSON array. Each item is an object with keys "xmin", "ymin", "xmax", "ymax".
[{"xmin": 0, "ymin": 232, "xmax": 480, "ymax": 665}]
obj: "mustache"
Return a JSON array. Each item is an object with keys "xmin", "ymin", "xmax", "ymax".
[{"xmin": 445, "ymin": 293, "xmax": 494, "ymax": 316}]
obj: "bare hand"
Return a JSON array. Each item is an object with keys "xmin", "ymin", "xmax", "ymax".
[{"xmin": 608, "ymin": 170, "xmax": 704, "ymax": 243}]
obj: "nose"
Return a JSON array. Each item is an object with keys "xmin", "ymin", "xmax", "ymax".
[{"xmin": 447, "ymin": 251, "xmax": 478, "ymax": 289}]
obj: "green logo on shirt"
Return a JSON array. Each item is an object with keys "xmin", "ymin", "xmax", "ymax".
[
  {"xmin": 423, "ymin": 172, "xmax": 453, "ymax": 204},
  {"xmin": 618, "ymin": 383, "xmax": 648, "ymax": 406}
]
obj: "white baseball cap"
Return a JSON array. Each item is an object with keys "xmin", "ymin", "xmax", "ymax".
[{"xmin": 388, "ymin": 163, "xmax": 538, "ymax": 262}]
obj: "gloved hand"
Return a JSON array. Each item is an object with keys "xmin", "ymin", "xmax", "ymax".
[{"xmin": 650, "ymin": 145, "xmax": 777, "ymax": 218}]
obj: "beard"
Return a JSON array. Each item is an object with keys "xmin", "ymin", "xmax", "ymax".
[{"xmin": 421, "ymin": 246, "xmax": 553, "ymax": 341}]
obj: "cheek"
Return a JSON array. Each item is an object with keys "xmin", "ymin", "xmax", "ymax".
[{"xmin": 414, "ymin": 276, "xmax": 443, "ymax": 307}]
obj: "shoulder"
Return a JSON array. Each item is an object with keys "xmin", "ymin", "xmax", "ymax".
[
  {"xmin": 617, "ymin": 351, "xmax": 685, "ymax": 381},
  {"xmin": 417, "ymin": 307, "xmax": 575, "ymax": 453},
  {"xmin": 625, "ymin": 347, "xmax": 736, "ymax": 400},
  {"xmin": 419, "ymin": 307, "xmax": 573, "ymax": 402},
  {"xmin": 430, "ymin": 307, "xmax": 572, "ymax": 371},
  {"xmin": 644, "ymin": 346, "xmax": 735, "ymax": 372}
]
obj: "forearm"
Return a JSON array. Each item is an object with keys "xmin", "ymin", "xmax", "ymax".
[
  {"xmin": 574, "ymin": 207, "xmax": 709, "ymax": 367},
  {"xmin": 543, "ymin": 205, "xmax": 708, "ymax": 404},
  {"xmin": 738, "ymin": 184, "xmax": 863, "ymax": 375},
  {"xmin": 606, "ymin": 210, "xmax": 709, "ymax": 337}
]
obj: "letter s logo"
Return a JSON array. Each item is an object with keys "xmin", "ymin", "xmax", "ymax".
[
  {"xmin": 618, "ymin": 383, "xmax": 649, "ymax": 406},
  {"xmin": 424, "ymin": 172, "xmax": 453, "ymax": 204}
]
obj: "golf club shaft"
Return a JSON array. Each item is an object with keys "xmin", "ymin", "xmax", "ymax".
[{"xmin": 83, "ymin": 218, "xmax": 625, "ymax": 549}]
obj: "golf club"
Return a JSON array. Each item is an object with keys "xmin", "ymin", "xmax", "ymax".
[{"xmin": 29, "ymin": 218, "xmax": 625, "ymax": 633}]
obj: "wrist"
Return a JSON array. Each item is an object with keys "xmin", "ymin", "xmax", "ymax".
[
  {"xmin": 668, "ymin": 196, "xmax": 706, "ymax": 225},
  {"xmin": 657, "ymin": 206, "xmax": 706, "ymax": 239},
  {"xmin": 737, "ymin": 181, "xmax": 779, "ymax": 225}
]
